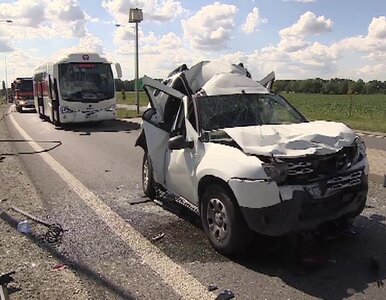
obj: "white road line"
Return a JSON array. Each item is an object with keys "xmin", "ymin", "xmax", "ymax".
[{"xmin": 9, "ymin": 112, "xmax": 214, "ymax": 300}]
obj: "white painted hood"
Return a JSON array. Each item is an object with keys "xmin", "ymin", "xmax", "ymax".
[{"xmin": 223, "ymin": 121, "xmax": 356, "ymax": 157}]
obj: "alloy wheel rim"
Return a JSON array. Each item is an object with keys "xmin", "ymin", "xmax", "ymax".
[
  {"xmin": 206, "ymin": 198, "xmax": 228, "ymax": 241},
  {"xmin": 143, "ymin": 158, "xmax": 149, "ymax": 190}
]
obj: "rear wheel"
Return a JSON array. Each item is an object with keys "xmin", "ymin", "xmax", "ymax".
[
  {"xmin": 142, "ymin": 153, "xmax": 156, "ymax": 199},
  {"xmin": 200, "ymin": 184, "xmax": 250, "ymax": 255}
]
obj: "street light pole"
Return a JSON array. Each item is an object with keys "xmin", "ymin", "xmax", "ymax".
[
  {"xmin": 129, "ymin": 8, "xmax": 143, "ymax": 115},
  {"xmin": 0, "ymin": 19, "xmax": 13, "ymax": 102},
  {"xmin": 135, "ymin": 21, "xmax": 139, "ymax": 114}
]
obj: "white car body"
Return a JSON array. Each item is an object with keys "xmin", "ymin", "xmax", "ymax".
[{"xmin": 136, "ymin": 61, "xmax": 368, "ymax": 252}]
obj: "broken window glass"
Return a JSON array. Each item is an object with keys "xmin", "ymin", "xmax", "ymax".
[{"xmin": 197, "ymin": 94, "xmax": 305, "ymax": 131}]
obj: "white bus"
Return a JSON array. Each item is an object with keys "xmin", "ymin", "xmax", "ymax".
[{"xmin": 33, "ymin": 53, "xmax": 122, "ymax": 125}]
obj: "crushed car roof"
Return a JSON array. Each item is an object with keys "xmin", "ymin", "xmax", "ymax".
[{"xmin": 167, "ymin": 61, "xmax": 271, "ymax": 96}]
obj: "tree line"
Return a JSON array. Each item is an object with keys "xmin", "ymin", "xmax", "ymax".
[
  {"xmin": 115, "ymin": 77, "xmax": 386, "ymax": 95},
  {"xmin": 273, "ymin": 78, "xmax": 386, "ymax": 94}
]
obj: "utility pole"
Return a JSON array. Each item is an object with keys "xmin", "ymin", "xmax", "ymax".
[{"xmin": 129, "ymin": 8, "xmax": 143, "ymax": 114}]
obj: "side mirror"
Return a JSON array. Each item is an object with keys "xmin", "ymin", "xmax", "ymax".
[
  {"xmin": 115, "ymin": 63, "xmax": 122, "ymax": 79},
  {"xmin": 142, "ymin": 107, "xmax": 156, "ymax": 121},
  {"xmin": 168, "ymin": 135, "xmax": 194, "ymax": 150}
]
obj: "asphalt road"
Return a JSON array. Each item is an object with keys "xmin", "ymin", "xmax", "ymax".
[{"xmin": 4, "ymin": 107, "xmax": 386, "ymax": 299}]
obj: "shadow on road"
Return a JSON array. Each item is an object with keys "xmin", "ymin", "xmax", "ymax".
[
  {"xmin": 0, "ymin": 211, "xmax": 135, "ymax": 300},
  {"xmin": 232, "ymin": 214, "xmax": 386, "ymax": 299},
  {"xmin": 127, "ymin": 199, "xmax": 386, "ymax": 298},
  {"xmin": 57, "ymin": 119, "xmax": 141, "ymax": 135}
]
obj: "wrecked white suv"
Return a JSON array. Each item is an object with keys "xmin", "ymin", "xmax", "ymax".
[{"xmin": 136, "ymin": 61, "xmax": 368, "ymax": 255}]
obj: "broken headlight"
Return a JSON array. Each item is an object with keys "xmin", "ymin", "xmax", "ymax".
[
  {"xmin": 105, "ymin": 104, "xmax": 117, "ymax": 112},
  {"xmin": 352, "ymin": 136, "xmax": 366, "ymax": 164},
  {"xmin": 262, "ymin": 161, "xmax": 289, "ymax": 185}
]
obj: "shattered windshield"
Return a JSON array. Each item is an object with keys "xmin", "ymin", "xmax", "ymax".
[
  {"xmin": 59, "ymin": 63, "xmax": 114, "ymax": 102},
  {"xmin": 197, "ymin": 94, "xmax": 306, "ymax": 131}
]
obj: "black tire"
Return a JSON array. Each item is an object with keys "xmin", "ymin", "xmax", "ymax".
[
  {"xmin": 16, "ymin": 105, "xmax": 22, "ymax": 112},
  {"xmin": 142, "ymin": 153, "xmax": 156, "ymax": 199},
  {"xmin": 200, "ymin": 184, "xmax": 250, "ymax": 255}
]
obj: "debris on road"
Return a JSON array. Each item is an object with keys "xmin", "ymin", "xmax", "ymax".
[
  {"xmin": 208, "ymin": 283, "xmax": 218, "ymax": 292},
  {"xmin": 383, "ymin": 174, "xmax": 386, "ymax": 187},
  {"xmin": 0, "ymin": 198, "xmax": 7, "ymax": 203},
  {"xmin": 11, "ymin": 206, "xmax": 64, "ymax": 244},
  {"xmin": 0, "ymin": 156, "xmax": 5, "ymax": 162},
  {"xmin": 0, "ymin": 271, "xmax": 15, "ymax": 300},
  {"xmin": 368, "ymin": 257, "xmax": 384, "ymax": 288},
  {"xmin": 151, "ymin": 233, "xmax": 165, "ymax": 242},
  {"xmin": 52, "ymin": 264, "xmax": 67, "ymax": 271},
  {"xmin": 215, "ymin": 289, "xmax": 235, "ymax": 300},
  {"xmin": 16, "ymin": 220, "xmax": 32, "ymax": 234}
]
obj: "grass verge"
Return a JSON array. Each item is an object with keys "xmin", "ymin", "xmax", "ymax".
[
  {"xmin": 284, "ymin": 93, "xmax": 386, "ymax": 133},
  {"xmin": 117, "ymin": 108, "xmax": 142, "ymax": 119},
  {"xmin": 116, "ymin": 91, "xmax": 149, "ymax": 106}
]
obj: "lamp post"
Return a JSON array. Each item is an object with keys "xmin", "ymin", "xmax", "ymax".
[
  {"xmin": 0, "ymin": 19, "xmax": 13, "ymax": 102},
  {"xmin": 129, "ymin": 8, "xmax": 143, "ymax": 114}
]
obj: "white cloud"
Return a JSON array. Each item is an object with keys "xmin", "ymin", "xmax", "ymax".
[
  {"xmin": 277, "ymin": 37, "xmax": 310, "ymax": 52},
  {"xmin": 279, "ymin": 11, "xmax": 332, "ymax": 38},
  {"xmin": 0, "ymin": 39, "xmax": 13, "ymax": 52},
  {"xmin": 182, "ymin": 2, "xmax": 238, "ymax": 51},
  {"xmin": 0, "ymin": 0, "xmax": 46, "ymax": 28},
  {"xmin": 0, "ymin": 0, "xmax": 88, "ymax": 41},
  {"xmin": 48, "ymin": 34, "xmax": 106, "ymax": 62},
  {"xmin": 368, "ymin": 16, "xmax": 386, "ymax": 39},
  {"xmin": 101, "ymin": 0, "xmax": 187, "ymax": 24},
  {"xmin": 283, "ymin": 0, "xmax": 316, "ymax": 3},
  {"xmin": 241, "ymin": 7, "xmax": 267, "ymax": 34},
  {"xmin": 114, "ymin": 25, "xmax": 136, "ymax": 44},
  {"xmin": 111, "ymin": 30, "xmax": 207, "ymax": 79},
  {"xmin": 357, "ymin": 63, "xmax": 386, "ymax": 79}
]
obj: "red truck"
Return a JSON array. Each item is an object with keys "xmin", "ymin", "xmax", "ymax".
[{"xmin": 11, "ymin": 77, "xmax": 34, "ymax": 112}]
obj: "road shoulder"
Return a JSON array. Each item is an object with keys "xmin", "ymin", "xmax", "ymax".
[{"xmin": 0, "ymin": 104, "xmax": 89, "ymax": 299}]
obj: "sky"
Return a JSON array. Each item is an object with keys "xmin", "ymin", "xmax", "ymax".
[{"xmin": 0, "ymin": 0, "xmax": 386, "ymax": 87}]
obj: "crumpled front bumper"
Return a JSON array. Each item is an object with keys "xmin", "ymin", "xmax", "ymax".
[{"xmin": 229, "ymin": 166, "xmax": 368, "ymax": 236}]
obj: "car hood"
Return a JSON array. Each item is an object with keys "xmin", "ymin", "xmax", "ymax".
[{"xmin": 223, "ymin": 121, "xmax": 356, "ymax": 158}]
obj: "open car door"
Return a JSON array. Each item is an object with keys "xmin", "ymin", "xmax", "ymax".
[{"xmin": 141, "ymin": 76, "xmax": 186, "ymax": 185}]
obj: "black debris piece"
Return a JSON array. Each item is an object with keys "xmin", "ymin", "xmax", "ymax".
[
  {"xmin": 215, "ymin": 289, "xmax": 235, "ymax": 300},
  {"xmin": 208, "ymin": 283, "xmax": 218, "ymax": 292},
  {"xmin": 0, "ymin": 156, "xmax": 5, "ymax": 162},
  {"xmin": 0, "ymin": 271, "xmax": 15, "ymax": 285},
  {"xmin": 369, "ymin": 257, "xmax": 384, "ymax": 288},
  {"xmin": 11, "ymin": 206, "xmax": 64, "ymax": 244}
]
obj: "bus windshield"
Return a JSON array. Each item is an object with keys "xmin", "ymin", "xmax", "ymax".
[
  {"xmin": 59, "ymin": 63, "xmax": 114, "ymax": 102},
  {"xmin": 14, "ymin": 80, "xmax": 33, "ymax": 92}
]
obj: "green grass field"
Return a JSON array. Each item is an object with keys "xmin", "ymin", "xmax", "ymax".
[
  {"xmin": 116, "ymin": 91, "xmax": 386, "ymax": 133},
  {"xmin": 116, "ymin": 91, "xmax": 149, "ymax": 106},
  {"xmin": 282, "ymin": 93, "xmax": 386, "ymax": 133}
]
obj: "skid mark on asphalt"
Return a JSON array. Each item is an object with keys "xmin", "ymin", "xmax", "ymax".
[{"xmin": 9, "ymin": 112, "xmax": 214, "ymax": 300}]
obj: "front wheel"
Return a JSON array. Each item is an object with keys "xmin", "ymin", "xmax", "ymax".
[
  {"xmin": 142, "ymin": 153, "xmax": 156, "ymax": 199},
  {"xmin": 200, "ymin": 184, "xmax": 250, "ymax": 255}
]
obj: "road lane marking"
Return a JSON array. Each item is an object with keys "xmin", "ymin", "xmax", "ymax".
[{"xmin": 9, "ymin": 112, "xmax": 214, "ymax": 300}]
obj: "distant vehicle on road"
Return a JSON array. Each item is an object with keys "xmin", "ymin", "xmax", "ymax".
[
  {"xmin": 11, "ymin": 77, "xmax": 34, "ymax": 112},
  {"xmin": 136, "ymin": 61, "xmax": 369, "ymax": 255},
  {"xmin": 33, "ymin": 53, "xmax": 122, "ymax": 126}
]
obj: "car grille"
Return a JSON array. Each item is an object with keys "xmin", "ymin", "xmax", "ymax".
[{"xmin": 284, "ymin": 146, "xmax": 357, "ymax": 184}]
